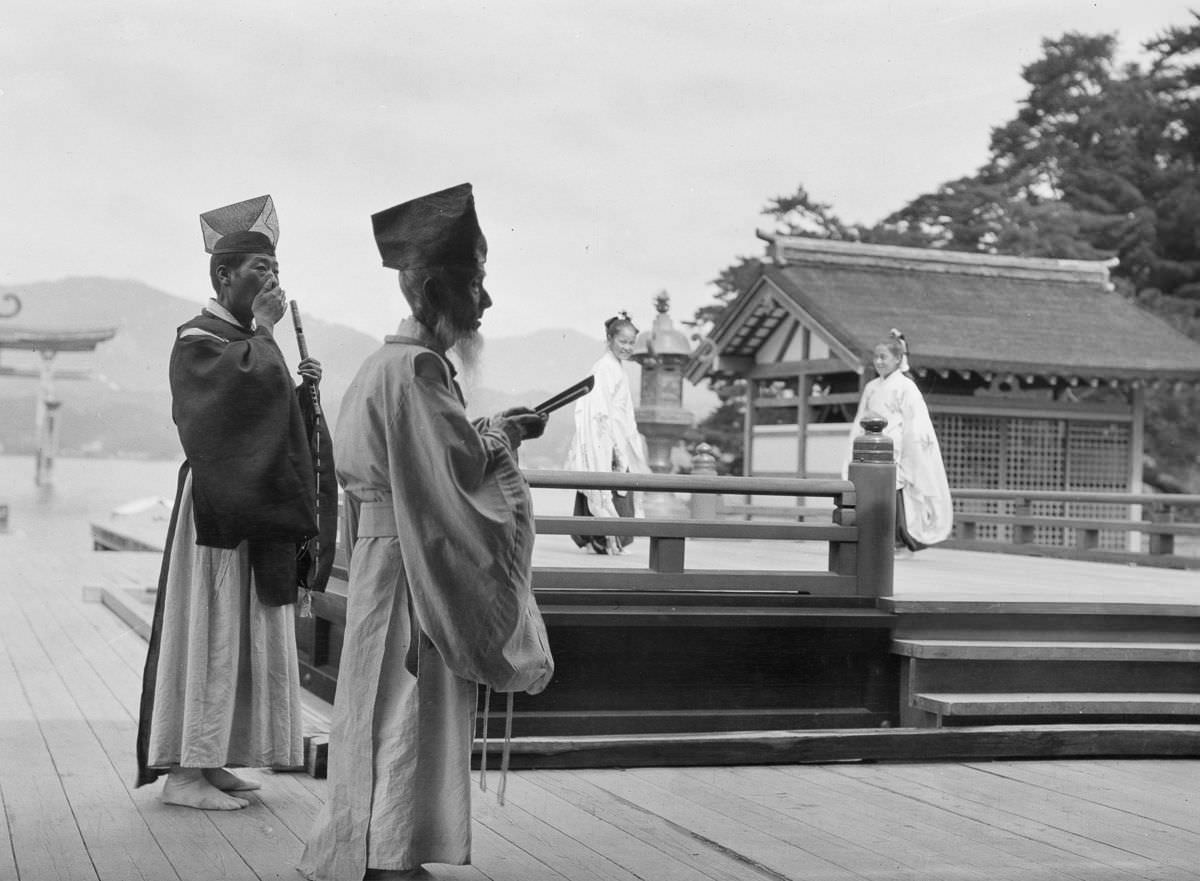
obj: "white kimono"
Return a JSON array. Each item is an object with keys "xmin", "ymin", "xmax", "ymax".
[
  {"xmin": 564, "ymin": 350, "xmax": 649, "ymax": 518},
  {"xmin": 145, "ymin": 470, "xmax": 304, "ymax": 773},
  {"xmin": 300, "ymin": 319, "xmax": 553, "ymax": 881},
  {"xmin": 846, "ymin": 369, "xmax": 954, "ymax": 546}
]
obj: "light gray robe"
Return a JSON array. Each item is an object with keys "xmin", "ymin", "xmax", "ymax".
[{"xmin": 300, "ymin": 319, "xmax": 553, "ymax": 880}]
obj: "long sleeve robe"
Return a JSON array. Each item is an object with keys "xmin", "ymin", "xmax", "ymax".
[
  {"xmin": 846, "ymin": 369, "xmax": 954, "ymax": 546},
  {"xmin": 301, "ymin": 318, "xmax": 553, "ymax": 880},
  {"xmin": 137, "ymin": 300, "xmax": 326, "ymax": 786},
  {"xmin": 565, "ymin": 350, "xmax": 649, "ymax": 518}
]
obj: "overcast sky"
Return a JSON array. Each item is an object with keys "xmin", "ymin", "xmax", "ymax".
[{"xmin": 2, "ymin": 0, "xmax": 1195, "ymax": 343}]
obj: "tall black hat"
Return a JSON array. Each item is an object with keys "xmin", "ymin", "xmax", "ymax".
[
  {"xmin": 200, "ymin": 194, "xmax": 278, "ymax": 256},
  {"xmin": 371, "ymin": 183, "xmax": 486, "ymax": 270}
]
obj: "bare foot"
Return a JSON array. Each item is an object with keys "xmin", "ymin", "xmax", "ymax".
[
  {"xmin": 203, "ymin": 767, "xmax": 261, "ymax": 791},
  {"xmin": 162, "ymin": 768, "xmax": 250, "ymax": 810}
]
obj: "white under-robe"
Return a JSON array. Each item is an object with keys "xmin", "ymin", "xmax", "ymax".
[
  {"xmin": 565, "ymin": 349, "xmax": 649, "ymax": 518},
  {"xmin": 300, "ymin": 318, "xmax": 553, "ymax": 880},
  {"xmin": 146, "ymin": 470, "xmax": 304, "ymax": 771}
]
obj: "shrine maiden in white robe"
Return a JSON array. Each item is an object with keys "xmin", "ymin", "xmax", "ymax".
[
  {"xmin": 846, "ymin": 369, "xmax": 954, "ymax": 545},
  {"xmin": 300, "ymin": 319, "xmax": 554, "ymax": 881},
  {"xmin": 565, "ymin": 349, "xmax": 649, "ymax": 518}
]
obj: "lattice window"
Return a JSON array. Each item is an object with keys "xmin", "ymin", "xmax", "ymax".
[
  {"xmin": 932, "ymin": 412, "xmax": 1130, "ymax": 548},
  {"xmin": 938, "ymin": 414, "xmax": 1003, "ymax": 541},
  {"xmin": 1067, "ymin": 421, "xmax": 1132, "ymax": 551},
  {"xmin": 1008, "ymin": 419, "xmax": 1067, "ymax": 546}
]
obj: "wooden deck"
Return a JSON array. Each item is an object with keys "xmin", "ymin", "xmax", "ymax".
[{"xmin": 4, "ymin": 474, "xmax": 1200, "ymax": 879}]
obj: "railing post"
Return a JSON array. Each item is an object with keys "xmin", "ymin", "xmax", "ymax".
[
  {"xmin": 689, "ymin": 442, "xmax": 718, "ymax": 519},
  {"xmin": 1013, "ymin": 499, "xmax": 1034, "ymax": 545},
  {"xmin": 1147, "ymin": 504, "xmax": 1176, "ymax": 556},
  {"xmin": 848, "ymin": 418, "xmax": 896, "ymax": 599}
]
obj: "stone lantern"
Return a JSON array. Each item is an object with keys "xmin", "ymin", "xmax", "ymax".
[{"xmin": 630, "ymin": 292, "xmax": 694, "ymax": 518}]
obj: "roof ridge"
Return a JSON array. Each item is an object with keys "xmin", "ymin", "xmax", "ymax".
[{"xmin": 759, "ymin": 231, "xmax": 1117, "ymax": 285}]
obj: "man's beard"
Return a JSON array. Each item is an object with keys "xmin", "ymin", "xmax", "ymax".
[
  {"xmin": 424, "ymin": 309, "xmax": 484, "ymax": 383},
  {"xmin": 451, "ymin": 328, "xmax": 485, "ymax": 384}
]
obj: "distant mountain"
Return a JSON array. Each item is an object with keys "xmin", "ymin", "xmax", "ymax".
[{"xmin": 0, "ymin": 278, "xmax": 717, "ymax": 469}]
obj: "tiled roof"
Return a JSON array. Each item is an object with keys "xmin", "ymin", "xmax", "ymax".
[{"xmin": 693, "ymin": 236, "xmax": 1200, "ymax": 384}]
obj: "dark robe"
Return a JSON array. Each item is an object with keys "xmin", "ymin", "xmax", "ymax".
[{"xmin": 136, "ymin": 305, "xmax": 335, "ymax": 787}]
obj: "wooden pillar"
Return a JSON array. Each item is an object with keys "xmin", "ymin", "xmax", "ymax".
[
  {"xmin": 689, "ymin": 443, "xmax": 718, "ymax": 519},
  {"xmin": 742, "ymin": 379, "xmax": 754, "ymax": 477},
  {"xmin": 1128, "ymin": 383, "xmax": 1145, "ymax": 552},
  {"xmin": 846, "ymin": 417, "xmax": 895, "ymax": 599},
  {"xmin": 34, "ymin": 350, "xmax": 60, "ymax": 488},
  {"xmin": 796, "ymin": 372, "xmax": 810, "ymax": 476}
]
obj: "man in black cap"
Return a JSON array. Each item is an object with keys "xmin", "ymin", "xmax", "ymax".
[
  {"xmin": 301, "ymin": 183, "xmax": 554, "ymax": 881},
  {"xmin": 137, "ymin": 195, "xmax": 333, "ymax": 810}
]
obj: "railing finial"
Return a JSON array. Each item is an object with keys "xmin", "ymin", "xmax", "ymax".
[{"xmin": 853, "ymin": 416, "xmax": 893, "ymax": 464}]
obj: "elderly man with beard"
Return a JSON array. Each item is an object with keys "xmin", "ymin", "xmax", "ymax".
[{"xmin": 301, "ymin": 184, "xmax": 554, "ymax": 881}]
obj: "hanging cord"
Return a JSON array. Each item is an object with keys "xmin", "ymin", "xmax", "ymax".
[
  {"xmin": 291, "ymin": 300, "xmax": 321, "ymax": 618},
  {"xmin": 477, "ymin": 686, "xmax": 516, "ymax": 805},
  {"xmin": 497, "ymin": 690, "xmax": 515, "ymax": 806},
  {"xmin": 478, "ymin": 685, "xmax": 491, "ymax": 793}
]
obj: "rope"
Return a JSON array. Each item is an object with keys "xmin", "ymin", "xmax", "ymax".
[
  {"xmin": 498, "ymin": 690, "xmax": 515, "ymax": 806},
  {"xmin": 478, "ymin": 685, "xmax": 491, "ymax": 793}
]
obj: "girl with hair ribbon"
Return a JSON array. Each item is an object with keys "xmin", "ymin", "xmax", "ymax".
[
  {"xmin": 845, "ymin": 329, "xmax": 953, "ymax": 555},
  {"xmin": 565, "ymin": 311, "xmax": 650, "ymax": 554}
]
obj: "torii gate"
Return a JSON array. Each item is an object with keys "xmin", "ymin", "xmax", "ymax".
[{"xmin": 0, "ymin": 293, "xmax": 118, "ymax": 487}]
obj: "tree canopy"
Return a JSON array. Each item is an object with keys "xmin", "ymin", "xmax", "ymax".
[{"xmin": 694, "ymin": 15, "xmax": 1200, "ymax": 486}]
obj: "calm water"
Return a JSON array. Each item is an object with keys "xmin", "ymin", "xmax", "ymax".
[{"xmin": 0, "ymin": 455, "xmax": 181, "ymax": 553}]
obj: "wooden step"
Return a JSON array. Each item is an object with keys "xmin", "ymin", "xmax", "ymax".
[
  {"xmin": 470, "ymin": 723, "xmax": 1200, "ymax": 767},
  {"xmin": 894, "ymin": 638, "xmax": 1200, "ymax": 662},
  {"xmin": 913, "ymin": 692, "xmax": 1200, "ymax": 724}
]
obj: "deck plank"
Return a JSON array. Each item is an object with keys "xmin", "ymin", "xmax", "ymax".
[
  {"xmin": 7, "ymin": 540, "xmax": 261, "ymax": 881},
  {"xmin": 0, "ymin": 784, "xmax": 20, "ymax": 881},
  {"xmin": 857, "ymin": 761, "xmax": 1200, "ymax": 881},
  {"xmin": 468, "ymin": 821, "xmax": 573, "ymax": 881},
  {"xmin": 577, "ymin": 766, "xmax": 884, "ymax": 880},
  {"xmin": 543, "ymin": 766, "xmax": 895, "ymax": 881},
  {"xmin": 498, "ymin": 770, "xmax": 762, "ymax": 881},
  {"xmin": 829, "ymin": 763, "xmax": 1164, "ymax": 881},
  {"xmin": 965, "ymin": 759, "xmax": 1200, "ymax": 834},
  {"xmin": 13, "ymin": 698, "xmax": 177, "ymax": 881},
  {"xmin": 779, "ymin": 763, "xmax": 1103, "ymax": 881},
  {"xmin": 0, "ymin": 608, "xmax": 103, "ymax": 881},
  {"xmin": 651, "ymin": 764, "xmax": 977, "ymax": 881},
  {"xmin": 472, "ymin": 785, "xmax": 644, "ymax": 881}
]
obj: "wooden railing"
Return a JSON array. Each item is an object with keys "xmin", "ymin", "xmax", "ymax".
[
  {"xmin": 525, "ymin": 467, "xmax": 892, "ymax": 598},
  {"xmin": 946, "ymin": 488, "xmax": 1200, "ymax": 569},
  {"xmin": 297, "ymin": 431, "xmax": 901, "ymax": 721}
]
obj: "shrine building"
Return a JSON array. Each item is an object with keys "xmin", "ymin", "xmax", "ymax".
[{"xmin": 685, "ymin": 235, "xmax": 1200, "ymax": 510}]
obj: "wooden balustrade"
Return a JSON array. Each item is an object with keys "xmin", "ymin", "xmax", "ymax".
[
  {"xmin": 947, "ymin": 488, "xmax": 1200, "ymax": 569},
  {"xmin": 296, "ymin": 432, "xmax": 902, "ymax": 736}
]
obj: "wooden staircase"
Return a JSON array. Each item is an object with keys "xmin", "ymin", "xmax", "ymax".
[{"xmin": 887, "ymin": 599, "xmax": 1200, "ymax": 729}]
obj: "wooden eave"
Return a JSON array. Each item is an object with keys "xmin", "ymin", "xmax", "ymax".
[{"xmin": 686, "ymin": 277, "xmax": 863, "ymax": 383}]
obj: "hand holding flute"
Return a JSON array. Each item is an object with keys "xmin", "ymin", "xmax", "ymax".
[{"xmin": 289, "ymin": 300, "xmax": 324, "ymax": 390}]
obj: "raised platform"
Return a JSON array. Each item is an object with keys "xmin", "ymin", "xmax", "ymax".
[{"xmin": 91, "ymin": 508, "xmax": 1200, "ymax": 764}]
